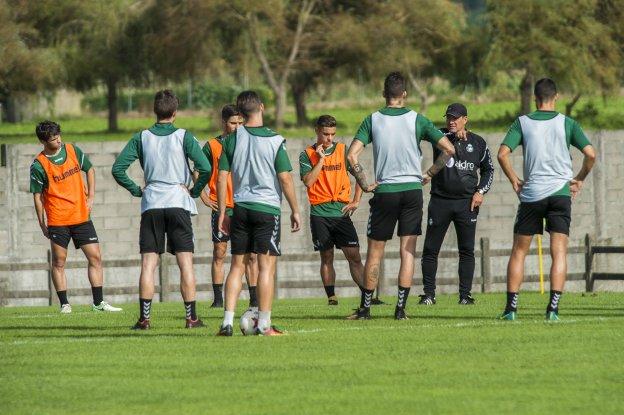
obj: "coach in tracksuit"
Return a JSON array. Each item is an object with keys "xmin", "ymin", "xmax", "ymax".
[{"xmin": 419, "ymin": 103, "xmax": 494, "ymax": 305}]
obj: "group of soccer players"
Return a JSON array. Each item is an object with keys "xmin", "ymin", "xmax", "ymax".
[{"xmin": 29, "ymin": 71, "xmax": 595, "ymax": 335}]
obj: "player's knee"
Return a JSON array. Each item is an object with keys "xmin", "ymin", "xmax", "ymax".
[
  {"xmin": 320, "ymin": 250, "xmax": 334, "ymax": 265},
  {"xmin": 52, "ymin": 257, "xmax": 66, "ymax": 269},
  {"xmin": 213, "ymin": 246, "xmax": 227, "ymax": 262},
  {"xmin": 88, "ymin": 253, "xmax": 102, "ymax": 268},
  {"xmin": 247, "ymin": 254, "xmax": 257, "ymax": 265}
]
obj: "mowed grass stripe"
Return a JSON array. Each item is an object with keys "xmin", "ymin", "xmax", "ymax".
[{"xmin": 1, "ymin": 292, "xmax": 623, "ymax": 415}]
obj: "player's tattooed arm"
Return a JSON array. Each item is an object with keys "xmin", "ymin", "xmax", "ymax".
[
  {"xmin": 423, "ymin": 136, "xmax": 455, "ymax": 184},
  {"xmin": 426, "ymin": 152, "xmax": 452, "ymax": 177},
  {"xmin": 347, "ymin": 139, "xmax": 377, "ymax": 192},
  {"xmin": 351, "ymin": 163, "xmax": 372, "ymax": 191}
]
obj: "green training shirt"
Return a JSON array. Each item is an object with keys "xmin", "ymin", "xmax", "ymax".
[
  {"xmin": 299, "ymin": 142, "xmax": 351, "ymax": 217},
  {"xmin": 354, "ymin": 107, "xmax": 444, "ymax": 193},
  {"xmin": 30, "ymin": 143, "xmax": 93, "ymax": 194},
  {"xmin": 219, "ymin": 126, "xmax": 292, "ymax": 215},
  {"xmin": 502, "ymin": 110, "xmax": 591, "ymax": 197},
  {"xmin": 111, "ymin": 123, "xmax": 211, "ymax": 198}
]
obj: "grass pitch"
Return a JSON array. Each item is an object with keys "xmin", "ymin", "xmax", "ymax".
[{"xmin": 1, "ymin": 292, "xmax": 623, "ymax": 414}]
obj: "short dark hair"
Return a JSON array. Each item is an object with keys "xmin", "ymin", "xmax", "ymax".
[
  {"xmin": 221, "ymin": 104, "xmax": 241, "ymax": 122},
  {"xmin": 315, "ymin": 115, "xmax": 337, "ymax": 128},
  {"xmin": 35, "ymin": 120, "xmax": 61, "ymax": 142},
  {"xmin": 534, "ymin": 78, "xmax": 557, "ymax": 102},
  {"xmin": 236, "ymin": 90, "xmax": 262, "ymax": 118},
  {"xmin": 153, "ymin": 89, "xmax": 179, "ymax": 120},
  {"xmin": 383, "ymin": 71, "xmax": 407, "ymax": 99}
]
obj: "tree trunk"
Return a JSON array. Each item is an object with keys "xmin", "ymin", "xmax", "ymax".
[
  {"xmin": 291, "ymin": 82, "xmax": 308, "ymax": 127},
  {"xmin": 565, "ymin": 93, "xmax": 582, "ymax": 116},
  {"xmin": 274, "ymin": 84, "xmax": 286, "ymax": 130},
  {"xmin": 519, "ymin": 71, "xmax": 533, "ymax": 115},
  {"xmin": 406, "ymin": 71, "xmax": 433, "ymax": 113},
  {"xmin": 106, "ymin": 78, "xmax": 119, "ymax": 132},
  {"xmin": 1, "ymin": 93, "xmax": 19, "ymax": 123}
]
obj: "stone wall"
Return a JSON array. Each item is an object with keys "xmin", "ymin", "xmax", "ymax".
[{"xmin": 1, "ymin": 130, "xmax": 623, "ymax": 306}]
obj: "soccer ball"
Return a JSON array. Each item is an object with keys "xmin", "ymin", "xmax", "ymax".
[{"xmin": 239, "ymin": 308, "xmax": 258, "ymax": 336}]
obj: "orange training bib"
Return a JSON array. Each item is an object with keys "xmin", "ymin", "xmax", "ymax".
[
  {"xmin": 36, "ymin": 143, "xmax": 89, "ymax": 226},
  {"xmin": 305, "ymin": 142, "xmax": 351, "ymax": 205}
]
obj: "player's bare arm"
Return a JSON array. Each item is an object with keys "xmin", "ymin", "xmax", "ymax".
[
  {"xmin": 347, "ymin": 139, "xmax": 377, "ymax": 192},
  {"xmin": 423, "ymin": 137, "xmax": 456, "ymax": 185},
  {"xmin": 497, "ymin": 144, "xmax": 523, "ymax": 195},
  {"xmin": 278, "ymin": 171, "xmax": 301, "ymax": 232},
  {"xmin": 86, "ymin": 167, "xmax": 96, "ymax": 211},
  {"xmin": 217, "ymin": 169, "xmax": 230, "ymax": 234},
  {"xmin": 570, "ymin": 145, "xmax": 597, "ymax": 198},
  {"xmin": 342, "ymin": 183, "xmax": 362, "ymax": 216},
  {"xmin": 192, "ymin": 170, "xmax": 216, "ymax": 209},
  {"xmin": 302, "ymin": 146, "xmax": 326, "ymax": 188},
  {"xmin": 33, "ymin": 193, "xmax": 48, "ymax": 238}
]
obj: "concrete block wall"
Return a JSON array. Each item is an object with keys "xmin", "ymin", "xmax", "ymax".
[{"xmin": 1, "ymin": 130, "xmax": 623, "ymax": 305}]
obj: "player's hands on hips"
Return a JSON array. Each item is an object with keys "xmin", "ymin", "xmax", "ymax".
[
  {"xmin": 180, "ymin": 184, "xmax": 190, "ymax": 194},
  {"xmin": 316, "ymin": 146, "xmax": 326, "ymax": 159},
  {"xmin": 218, "ymin": 213, "xmax": 230, "ymax": 235},
  {"xmin": 422, "ymin": 173, "xmax": 432, "ymax": 185},
  {"xmin": 290, "ymin": 212, "xmax": 301, "ymax": 232},
  {"xmin": 362, "ymin": 182, "xmax": 378, "ymax": 193},
  {"xmin": 341, "ymin": 200, "xmax": 359, "ymax": 217},
  {"xmin": 511, "ymin": 177, "xmax": 524, "ymax": 196},
  {"xmin": 471, "ymin": 192, "xmax": 483, "ymax": 211},
  {"xmin": 570, "ymin": 179, "xmax": 583, "ymax": 199}
]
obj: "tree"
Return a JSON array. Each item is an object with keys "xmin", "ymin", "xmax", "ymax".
[
  {"xmin": 18, "ymin": 0, "xmax": 151, "ymax": 131},
  {"xmin": 226, "ymin": 0, "xmax": 319, "ymax": 129},
  {"xmin": 319, "ymin": 0, "xmax": 465, "ymax": 114},
  {"xmin": 0, "ymin": 0, "xmax": 61, "ymax": 122},
  {"xmin": 486, "ymin": 0, "xmax": 621, "ymax": 115}
]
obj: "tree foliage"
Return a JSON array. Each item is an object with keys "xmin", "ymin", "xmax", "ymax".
[{"xmin": 486, "ymin": 0, "xmax": 621, "ymax": 114}]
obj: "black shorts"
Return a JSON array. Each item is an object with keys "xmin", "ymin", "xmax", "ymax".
[
  {"xmin": 514, "ymin": 196, "xmax": 572, "ymax": 236},
  {"xmin": 310, "ymin": 215, "xmax": 360, "ymax": 252},
  {"xmin": 211, "ymin": 211, "xmax": 230, "ymax": 243},
  {"xmin": 140, "ymin": 208, "xmax": 194, "ymax": 254},
  {"xmin": 230, "ymin": 205, "xmax": 281, "ymax": 256},
  {"xmin": 367, "ymin": 189, "xmax": 423, "ymax": 241},
  {"xmin": 48, "ymin": 221, "xmax": 99, "ymax": 249}
]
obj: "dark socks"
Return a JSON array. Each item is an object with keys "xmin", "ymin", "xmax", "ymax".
[
  {"xmin": 324, "ymin": 285, "xmax": 335, "ymax": 298},
  {"xmin": 505, "ymin": 292, "xmax": 518, "ymax": 313},
  {"xmin": 139, "ymin": 298, "xmax": 152, "ymax": 321},
  {"xmin": 248, "ymin": 286, "xmax": 258, "ymax": 307},
  {"xmin": 212, "ymin": 283, "xmax": 223, "ymax": 301},
  {"xmin": 91, "ymin": 286, "xmax": 103, "ymax": 306},
  {"xmin": 57, "ymin": 290, "xmax": 69, "ymax": 305},
  {"xmin": 184, "ymin": 301, "xmax": 197, "ymax": 320},
  {"xmin": 362, "ymin": 289, "xmax": 374, "ymax": 310},
  {"xmin": 547, "ymin": 290, "xmax": 562, "ymax": 313},
  {"xmin": 397, "ymin": 286, "xmax": 410, "ymax": 309},
  {"xmin": 359, "ymin": 287, "xmax": 365, "ymax": 308}
]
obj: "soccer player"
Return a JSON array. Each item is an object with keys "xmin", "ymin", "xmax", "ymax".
[
  {"xmin": 497, "ymin": 78, "xmax": 596, "ymax": 321},
  {"xmin": 195, "ymin": 104, "xmax": 258, "ymax": 309},
  {"xmin": 112, "ymin": 89, "xmax": 211, "ymax": 329},
  {"xmin": 346, "ymin": 72, "xmax": 456, "ymax": 320},
  {"xmin": 420, "ymin": 103, "xmax": 494, "ymax": 305},
  {"xmin": 30, "ymin": 120, "xmax": 122, "ymax": 313},
  {"xmin": 299, "ymin": 115, "xmax": 364, "ymax": 305},
  {"xmin": 216, "ymin": 90, "xmax": 301, "ymax": 336}
]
